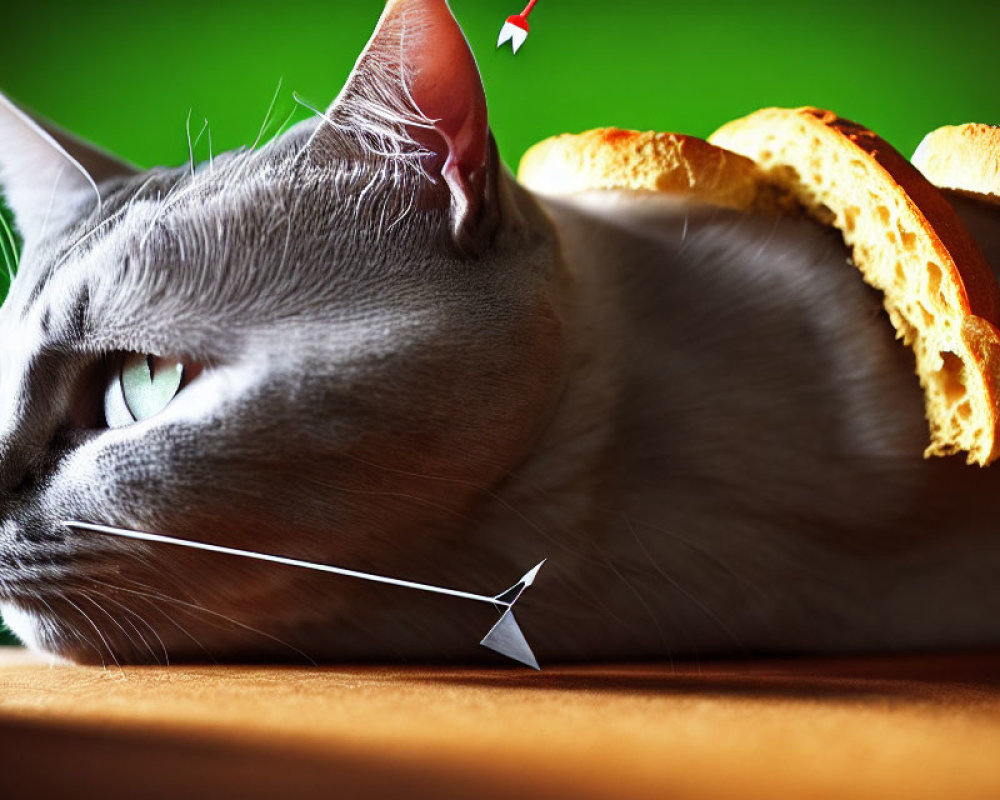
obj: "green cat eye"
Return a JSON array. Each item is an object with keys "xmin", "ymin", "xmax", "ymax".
[{"xmin": 104, "ymin": 353, "xmax": 185, "ymax": 428}]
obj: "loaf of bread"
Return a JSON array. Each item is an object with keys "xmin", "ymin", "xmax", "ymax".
[
  {"xmin": 517, "ymin": 128, "xmax": 789, "ymax": 211},
  {"xmin": 708, "ymin": 106, "xmax": 1000, "ymax": 465},
  {"xmin": 913, "ymin": 124, "xmax": 1000, "ymax": 200}
]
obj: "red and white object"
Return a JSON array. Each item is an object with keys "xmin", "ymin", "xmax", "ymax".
[{"xmin": 497, "ymin": 0, "xmax": 538, "ymax": 54}]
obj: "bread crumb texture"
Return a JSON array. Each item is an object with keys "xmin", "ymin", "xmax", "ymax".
[
  {"xmin": 710, "ymin": 107, "xmax": 1000, "ymax": 465},
  {"xmin": 913, "ymin": 123, "xmax": 1000, "ymax": 200}
]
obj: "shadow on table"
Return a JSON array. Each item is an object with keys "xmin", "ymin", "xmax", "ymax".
[{"xmin": 412, "ymin": 651, "xmax": 1000, "ymax": 702}]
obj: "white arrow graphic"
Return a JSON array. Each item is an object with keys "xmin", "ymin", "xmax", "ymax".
[{"xmin": 62, "ymin": 520, "xmax": 546, "ymax": 669}]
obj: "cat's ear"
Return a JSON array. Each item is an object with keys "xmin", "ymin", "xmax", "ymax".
[
  {"xmin": 0, "ymin": 92, "xmax": 137, "ymax": 243},
  {"xmin": 312, "ymin": 0, "xmax": 494, "ymax": 250}
]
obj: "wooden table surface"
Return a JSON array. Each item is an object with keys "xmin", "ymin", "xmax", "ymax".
[{"xmin": 2, "ymin": 647, "xmax": 1000, "ymax": 799}]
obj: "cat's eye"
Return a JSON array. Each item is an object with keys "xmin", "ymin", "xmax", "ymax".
[{"xmin": 104, "ymin": 353, "xmax": 188, "ymax": 429}]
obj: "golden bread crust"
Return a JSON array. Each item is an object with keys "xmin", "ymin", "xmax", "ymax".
[
  {"xmin": 961, "ymin": 314, "xmax": 1000, "ymax": 462},
  {"xmin": 517, "ymin": 128, "xmax": 781, "ymax": 211}
]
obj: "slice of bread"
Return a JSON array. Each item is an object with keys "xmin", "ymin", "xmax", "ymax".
[
  {"xmin": 709, "ymin": 106, "xmax": 1000, "ymax": 465},
  {"xmin": 517, "ymin": 128, "xmax": 790, "ymax": 211},
  {"xmin": 913, "ymin": 124, "xmax": 1000, "ymax": 200}
]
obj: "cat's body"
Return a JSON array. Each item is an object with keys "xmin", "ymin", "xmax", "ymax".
[
  {"xmin": 2, "ymin": 0, "xmax": 1000, "ymax": 665},
  {"xmin": 483, "ymin": 190, "xmax": 1000, "ymax": 660}
]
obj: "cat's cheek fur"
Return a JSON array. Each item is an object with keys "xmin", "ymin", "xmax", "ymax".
[{"xmin": 0, "ymin": 602, "xmax": 60, "ymax": 659}]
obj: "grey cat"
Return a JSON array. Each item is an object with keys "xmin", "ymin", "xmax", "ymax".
[{"xmin": 2, "ymin": 0, "xmax": 1000, "ymax": 667}]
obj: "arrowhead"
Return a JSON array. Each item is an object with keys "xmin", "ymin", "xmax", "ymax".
[
  {"xmin": 497, "ymin": 21, "xmax": 528, "ymax": 53},
  {"xmin": 492, "ymin": 559, "xmax": 546, "ymax": 608},
  {"xmin": 509, "ymin": 26, "xmax": 528, "ymax": 53},
  {"xmin": 520, "ymin": 559, "xmax": 546, "ymax": 587},
  {"xmin": 480, "ymin": 609, "xmax": 540, "ymax": 669}
]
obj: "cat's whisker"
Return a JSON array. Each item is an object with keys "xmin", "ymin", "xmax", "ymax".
[
  {"xmin": 122, "ymin": 603, "xmax": 172, "ymax": 666},
  {"xmin": 185, "ymin": 108, "xmax": 196, "ymax": 177},
  {"xmin": 102, "ymin": 581, "xmax": 211, "ymax": 647},
  {"xmin": 65, "ymin": 519, "xmax": 546, "ymax": 669},
  {"xmin": 272, "ymin": 105, "xmax": 300, "ymax": 142},
  {"xmin": 95, "ymin": 573, "xmax": 221, "ymax": 660},
  {"xmin": 77, "ymin": 587, "xmax": 160, "ymax": 665},
  {"xmin": 213, "ymin": 81, "xmax": 287, "ymax": 190},
  {"xmin": 139, "ymin": 603, "xmax": 217, "ymax": 664},
  {"xmin": 122, "ymin": 588, "xmax": 216, "ymax": 663},
  {"xmin": 74, "ymin": 588, "xmax": 138, "ymax": 659},
  {"xmin": 105, "ymin": 596, "xmax": 169, "ymax": 665},
  {"xmin": 287, "ymin": 91, "xmax": 327, "ymax": 175},
  {"xmin": 103, "ymin": 578, "xmax": 318, "ymax": 666},
  {"xmin": 125, "ymin": 598, "xmax": 176, "ymax": 665},
  {"xmin": 251, "ymin": 77, "xmax": 284, "ymax": 152},
  {"xmin": 83, "ymin": 584, "xmax": 170, "ymax": 665},
  {"xmin": 91, "ymin": 569, "xmax": 312, "ymax": 666},
  {"xmin": 54, "ymin": 588, "xmax": 124, "ymax": 675},
  {"xmin": 191, "ymin": 117, "xmax": 209, "ymax": 152},
  {"xmin": 35, "ymin": 591, "xmax": 98, "ymax": 666},
  {"xmin": 189, "ymin": 116, "xmax": 210, "ymax": 177}
]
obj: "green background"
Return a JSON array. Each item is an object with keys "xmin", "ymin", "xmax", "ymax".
[{"xmin": 1, "ymin": 0, "xmax": 999, "ymax": 646}]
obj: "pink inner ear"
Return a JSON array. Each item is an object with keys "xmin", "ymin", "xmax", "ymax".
[{"xmin": 387, "ymin": 0, "xmax": 488, "ymax": 217}]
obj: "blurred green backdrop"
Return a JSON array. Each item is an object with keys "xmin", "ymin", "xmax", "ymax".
[{"xmin": 0, "ymin": 0, "xmax": 999, "ymax": 645}]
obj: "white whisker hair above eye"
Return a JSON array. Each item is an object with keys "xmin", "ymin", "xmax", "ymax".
[
  {"xmin": 185, "ymin": 108, "xmax": 195, "ymax": 177},
  {"xmin": 190, "ymin": 116, "xmax": 210, "ymax": 172},
  {"xmin": 251, "ymin": 76, "xmax": 285, "ymax": 152}
]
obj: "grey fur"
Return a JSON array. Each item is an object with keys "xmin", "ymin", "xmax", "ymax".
[{"xmin": 2, "ymin": 6, "xmax": 1000, "ymax": 666}]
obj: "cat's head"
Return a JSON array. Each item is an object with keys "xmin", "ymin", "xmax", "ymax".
[{"xmin": 0, "ymin": 0, "xmax": 567, "ymax": 663}]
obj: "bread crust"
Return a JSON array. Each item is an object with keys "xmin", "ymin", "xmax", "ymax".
[
  {"xmin": 517, "ymin": 128, "xmax": 781, "ymax": 211},
  {"xmin": 961, "ymin": 314, "xmax": 1000, "ymax": 458},
  {"xmin": 710, "ymin": 106, "xmax": 1000, "ymax": 465},
  {"xmin": 913, "ymin": 124, "xmax": 1000, "ymax": 200}
]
